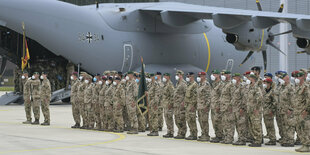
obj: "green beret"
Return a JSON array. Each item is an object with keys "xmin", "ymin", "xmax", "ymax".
[
  {"xmin": 221, "ymin": 70, "xmax": 231, "ymax": 74},
  {"xmin": 103, "ymin": 70, "xmax": 110, "ymax": 75},
  {"xmin": 232, "ymin": 73, "xmax": 241, "ymax": 77},
  {"xmin": 249, "ymin": 74, "xmax": 257, "ymax": 80},
  {"xmin": 23, "ymin": 70, "xmax": 28, "ymax": 74},
  {"xmin": 164, "ymin": 73, "xmax": 170, "ymax": 76},
  {"xmin": 212, "ymin": 70, "xmax": 220, "ymax": 74},
  {"xmin": 296, "ymin": 72, "xmax": 305, "ymax": 77},
  {"xmin": 176, "ymin": 70, "xmax": 184, "ymax": 75},
  {"xmin": 149, "ymin": 73, "xmax": 155, "ymax": 77},
  {"xmin": 33, "ymin": 72, "xmax": 39, "ymax": 75},
  {"xmin": 127, "ymin": 71, "xmax": 134, "ymax": 74}
]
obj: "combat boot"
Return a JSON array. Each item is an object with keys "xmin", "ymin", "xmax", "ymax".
[
  {"xmin": 22, "ymin": 120, "xmax": 32, "ymax": 124},
  {"xmin": 197, "ymin": 135, "xmax": 210, "ymax": 142},
  {"xmin": 127, "ymin": 130, "xmax": 138, "ymax": 134},
  {"xmin": 147, "ymin": 131, "xmax": 159, "ymax": 136},
  {"xmin": 138, "ymin": 129, "xmax": 145, "ymax": 132},
  {"xmin": 41, "ymin": 121, "xmax": 50, "ymax": 126},
  {"xmin": 265, "ymin": 140, "xmax": 276, "ymax": 146},
  {"xmin": 71, "ymin": 123, "xmax": 80, "ymax": 128},
  {"xmin": 31, "ymin": 119, "xmax": 39, "ymax": 125},
  {"xmin": 80, "ymin": 126, "xmax": 87, "ymax": 129},
  {"xmin": 163, "ymin": 133, "xmax": 174, "ymax": 138},
  {"xmin": 281, "ymin": 143, "xmax": 294, "ymax": 147},
  {"xmin": 295, "ymin": 140, "xmax": 302, "ymax": 145},
  {"xmin": 174, "ymin": 134, "xmax": 185, "ymax": 139},
  {"xmin": 248, "ymin": 143, "xmax": 261, "ymax": 147},
  {"xmin": 210, "ymin": 137, "xmax": 222, "ymax": 143},
  {"xmin": 158, "ymin": 128, "xmax": 162, "ymax": 131},
  {"xmin": 233, "ymin": 141, "xmax": 246, "ymax": 146},
  {"xmin": 185, "ymin": 135, "xmax": 197, "ymax": 140},
  {"xmin": 113, "ymin": 129, "xmax": 124, "ymax": 133},
  {"xmin": 296, "ymin": 145, "xmax": 310, "ymax": 152}
]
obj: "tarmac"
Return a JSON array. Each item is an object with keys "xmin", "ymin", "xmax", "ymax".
[{"xmin": 0, "ymin": 92, "xmax": 306, "ymax": 155}]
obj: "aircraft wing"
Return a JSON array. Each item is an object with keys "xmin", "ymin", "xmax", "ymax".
[{"xmin": 140, "ymin": 2, "xmax": 310, "ymax": 38}]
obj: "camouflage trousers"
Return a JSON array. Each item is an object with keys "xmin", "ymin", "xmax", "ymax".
[
  {"xmin": 164, "ymin": 106, "xmax": 174, "ymax": 134},
  {"xmin": 78, "ymin": 100, "xmax": 86, "ymax": 126},
  {"xmin": 282, "ymin": 112, "xmax": 296, "ymax": 144},
  {"xmin": 123, "ymin": 105, "xmax": 130, "ymax": 130},
  {"xmin": 32, "ymin": 98, "xmax": 41, "ymax": 120},
  {"xmin": 263, "ymin": 110, "xmax": 276, "ymax": 142},
  {"xmin": 198, "ymin": 108, "xmax": 209, "ymax": 138},
  {"xmin": 295, "ymin": 113, "xmax": 310, "ymax": 146},
  {"xmin": 104, "ymin": 104, "xmax": 114, "ymax": 131},
  {"xmin": 24, "ymin": 96, "xmax": 32, "ymax": 121},
  {"xmin": 71, "ymin": 101, "xmax": 81, "ymax": 124},
  {"xmin": 99, "ymin": 104, "xmax": 106, "ymax": 129},
  {"xmin": 222, "ymin": 110, "xmax": 234, "ymax": 142},
  {"xmin": 137, "ymin": 108, "xmax": 146, "ymax": 131},
  {"xmin": 248, "ymin": 112, "xmax": 262, "ymax": 144},
  {"xmin": 233, "ymin": 109, "xmax": 247, "ymax": 142},
  {"xmin": 126, "ymin": 101, "xmax": 138, "ymax": 131},
  {"xmin": 41, "ymin": 97, "xmax": 50, "ymax": 123},
  {"xmin": 113, "ymin": 102, "xmax": 124, "ymax": 131},
  {"xmin": 93, "ymin": 103, "xmax": 101, "ymax": 129},
  {"xmin": 186, "ymin": 106, "xmax": 197, "ymax": 137},
  {"xmin": 174, "ymin": 108, "xmax": 186, "ymax": 136},
  {"xmin": 158, "ymin": 107, "xmax": 164, "ymax": 129},
  {"xmin": 211, "ymin": 108, "xmax": 223, "ymax": 138},
  {"xmin": 85, "ymin": 103, "xmax": 94, "ymax": 128},
  {"xmin": 149, "ymin": 106, "xmax": 159, "ymax": 132},
  {"xmin": 276, "ymin": 111, "xmax": 285, "ymax": 140}
]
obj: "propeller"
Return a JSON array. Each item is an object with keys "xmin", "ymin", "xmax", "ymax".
[{"xmin": 239, "ymin": 1, "xmax": 291, "ymax": 73}]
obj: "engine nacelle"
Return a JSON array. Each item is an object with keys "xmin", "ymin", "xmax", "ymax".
[
  {"xmin": 226, "ymin": 33, "xmax": 238, "ymax": 44},
  {"xmin": 297, "ymin": 38, "xmax": 310, "ymax": 49}
]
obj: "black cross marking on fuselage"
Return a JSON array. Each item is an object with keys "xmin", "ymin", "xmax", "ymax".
[{"xmin": 86, "ymin": 32, "xmax": 93, "ymax": 43}]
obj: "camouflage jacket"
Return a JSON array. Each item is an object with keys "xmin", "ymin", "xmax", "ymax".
[
  {"xmin": 113, "ymin": 83, "xmax": 126, "ymax": 108},
  {"xmin": 23, "ymin": 78, "xmax": 31, "ymax": 97},
  {"xmin": 262, "ymin": 86, "xmax": 276, "ymax": 114},
  {"xmin": 197, "ymin": 80, "xmax": 211, "ymax": 110},
  {"xmin": 210, "ymin": 81, "xmax": 223, "ymax": 110},
  {"xmin": 77, "ymin": 81, "xmax": 87, "ymax": 102},
  {"xmin": 278, "ymin": 84, "xmax": 295, "ymax": 114},
  {"xmin": 162, "ymin": 80, "xmax": 175, "ymax": 110},
  {"xmin": 246, "ymin": 84, "xmax": 263, "ymax": 113},
  {"xmin": 220, "ymin": 81, "xmax": 233, "ymax": 112},
  {"xmin": 173, "ymin": 79, "xmax": 187, "ymax": 109},
  {"xmin": 125, "ymin": 80, "xmax": 138, "ymax": 105},
  {"xmin": 84, "ymin": 83, "xmax": 93, "ymax": 104},
  {"xmin": 70, "ymin": 79, "xmax": 79, "ymax": 103},
  {"xmin": 92, "ymin": 82, "xmax": 102, "ymax": 104},
  {"xmin": 98, "ymin": 84, "xmax": 107, "ymax": 105},
  {"xmin": 184, "ymin": 81, "xmax": 198, "ymax": 112},
  {"xmin": 231, "ymin": 83, "xmax": 245, "ymax": 112},
  {"xmin": 41, "ymin": 78, "xmax": 51, "ymax": 99},
  {"xmin": 31, "ymin": 79, "xmax": 41, "ymax": 99},
  {"xmin": 148, "ymin": 81, "xmax": 160, "ymax": 111},
  {"xmin": 294, "ymin": 83, "xmax": 310, "ymax": 115},
  {"xmin": 105, "ymin": 84, "xmax": 115, "ymax": 106},
  {"xmin": 157, "ymin": 80, "xmax": 164, "ymax": 108}
]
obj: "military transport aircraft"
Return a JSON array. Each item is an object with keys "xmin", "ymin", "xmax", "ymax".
[{"xmin": 0, "ymin": 0, "xmax": 310, "ymax": 77}]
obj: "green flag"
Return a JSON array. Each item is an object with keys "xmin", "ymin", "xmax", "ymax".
[{"xmin": 137, "ymin": 57, "xmax": 148, "ymax": 115}]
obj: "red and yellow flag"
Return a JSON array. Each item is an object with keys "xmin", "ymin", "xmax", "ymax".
[{"xmin": 21, "ymin": 22, "xmax": 30, "ymax": 71}]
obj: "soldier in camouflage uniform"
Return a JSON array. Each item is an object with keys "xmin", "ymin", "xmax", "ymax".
[
  {"xmin": 219, "ymin": 70, "xmax": 234, "ymax": 144},
  {"xmin": 70, "ymin": 72, "xmax": 81, "ymax": 128},
  {"xmin": 247, "ymin": 74, "xmax": 263, "ymax": 147},
  {"xmin": 231, "ymin": 73, "xmax": 247, "ymax": 146},
  {"xmin": 31, "ymin": 72, "xmax": 41, "ymax": 125},
  {"xmin": 98, "ymin": 76, "xmax": 107, "ymax": 131},
  {"xmin": 126, "ymin": 71, "xmax": 139, "ymax": 134},
  {"xmin": 262, "ymin": 78, "xmax": 277, "ymax": 145},
  {"xmin": 135, "ymin": 73, "xmax": 146, "ymax": 132},
  {"xmin": 83, "ymin": 74, "xmax": 93, "ymax": 129},
  {"xmin": 147, "ymin": 74, "xmax": 160, "ymax": 136},
  {"xmin": 104, "ymin": 76, "xmax": 115, "ymax": 131},
  {"xmin": 173, "ymin": 70, "xmax": 187, "ymax": 139},
  {"xmin": 184, "ymin": 72, "xmax": 198, "ymax": 140},
  {"xmin": 196, "ymin": 72, "xmax": 211, "ymax": 141},
  {"xmin": 162, "ymin": 73, "xmax": 175, "ymax": 138},
  {"xmin": 210, "ymin": 70, "xmax": 224, "ymax": 143},
  {"xmin": 22, "ymin": 71, "xmax": 32, "ymax": 124},
  {"xmin": 91, "ymin": 74, "xmax": 102, "ymax": 130},
  {"xmin": 14, "ymin": 66, "xmax": 22, "ymax": 94},
  {"xmin": 78, "ymin": 72, "xmax": 88, "ymax": 129},
  {"xmin": 113, "ymin": 77, "xmax": 126, "ymax": 132},
  {"xmin": 156, "ymin": 72, "xmax": 164, "ymax": 131},
  {"xmin": 274, "ymin": 71, "xmax": 285, "ymax": 143},
  {"xmin": 66, "ymin": 61, "xmax": 75, "ymax": 90},
  {"xmin": 121, "ymin": 73, "xmax": 131, "ymax": 131},
  {"xmin": 40, "ymin": 72, "xmax": 51, "ymax": 126}
]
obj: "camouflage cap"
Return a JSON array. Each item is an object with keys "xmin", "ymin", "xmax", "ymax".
[
  {"xmin": 80, "ymin": 71, "xmax": 87, "ymax": 75},
  {"xmin": 111, "ymin": 70, "xmax": 117, "ymax": 75},
  {"xmin": 145, "ymin": 72, "xmax": 150, "ymax": 78},
  {"xmin": 164, "ymin": 73, "xmax": 170, "ymax": 76},
  {"xmin": 176, "ymin": 70, "xmax": 184, "ymax": 75},
  {"xmin": 300, "ymin": 68, "xmax": 307, "ymax": 74},
  {"xmin": 232, "ymin": 73, "xmax": 241, "ymax": 77},
  {"xmin": 103, "ymin": 70, "xmax": 110, "ymax": 75}
]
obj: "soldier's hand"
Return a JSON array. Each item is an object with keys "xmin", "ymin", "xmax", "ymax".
[
  {"xmin": 216, "ymin": 107, "xmax": 220, "ymax": 113},
  {"xmin": 254, "ymin": 109, "xmax": 259, "ymax": 116},
  {"xmin": 204, "ymin": 107, "xmax": 209, "ymax": 113},
  {"xmin": 131, "ymin": 102, "xmax": 135, "ymax": 108},
  {"xmin": 269, "ymin": 111, "xmax": 273, "ymax": 117},
  {"xmin": 287, "ymin": 110, "xmax": 292, "ymax": 116},
  {"xmin": 190, "ymin": 107, "xmax": 196, "ymax": 112},
  {"xmin": 302, "ymin": 110, "xmax": 307, "ymax": 118},
  {"xmin": 239, "ymin": 109, "xmax": 244, "ymax": 116}
]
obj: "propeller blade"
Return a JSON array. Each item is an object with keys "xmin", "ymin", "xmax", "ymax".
[
  {"xmin": 267, "ymin": 42, "xmax": 287, "ymax": 55},
  {"xmin": 267, "ymin": 27, "xmax": 272, "ymax": 32},
  {"xmin": 297, "ymin": 51, "xmax": 306, "ymax": 54},
  {"xmin": 278, "ymin": 4, "xmax": 284, "ymax": 13},
  {"xmin": 256, "ymin": 0, "xmax": 262, "ymax": 11},
  {"xmin": 262, "ymin": 50, "xmax": 267, "ymax": 73},
  {"xmin": 271, "ymin": 30, "xmax": 292, "ymax": 37},
  {"xmin": 239, "ymin": 51, "xmax": 254, "ymax": 67},
  {"xmin": 0, "ymin": 57, "xmax": 7, "ymax": 78}
]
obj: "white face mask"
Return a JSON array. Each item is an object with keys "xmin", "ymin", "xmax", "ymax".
[
  {"xmin": 246, "ymin": 79, "xmax": 251, "ymax": 85},
  {"xmin": 210, "ymin": 75, "xmax": 216, "ymax": 81},
  {"xmin": 263, "ymin": 84, "xmax": 267, "ymax": 89},
  {"xmin": 274, "ymin": 76, "xmax": 279, "ymax": 82},
  {"xmin": 221, "ymin": 75, "xmax": 226, "ymax": 81},
  {"xmin": 295, "ymin": 78, "xmax": 300, "ymax": 85},
  {"xmin": 291, "ymin": 77, "xmax": 295, "ymax": 81},
  {"xmin": 186, "ymin": 77, "xmax": 190, "ymax": 82},
  {"xmin": 175, "ymin": 75, "xmax": 180, "ymax": 81},
  {"xmin": 232, "ymin": 79, "xmax": 236, "ymax": 85},
  {"xmin": 85, "ymin": 80, "xmax": 89, "ymax": 84},
  {"xmin": 278, "ymin": 78, "xmax": 285, "ymax": 85},
  {"xmin": 70, "ymin": 76, "xmax": 74, "ymax": 80},
  {"xmin": 40, "ymin": 75, "xmax": 44, "ymax": 80},
  {"xmin": 147, "ymin": 78, "xmax": 152, "ymax": 83},
  {"xmin": 21, "ymin": 75, "xmax": 25, "ymax": 79},
  {"xmin": 243, "ymin": 77, "xmax": 248, "ymax": 81},
  {"xmin": 162, "ymin": 77, "xmax": 167, "ymax": 83},
  {"xmin": 105, "ymin": 81, "xmax": 110, "ymax": 85},
  {"xmin": 113, "ymin": 81, "xmax": 117, "ymax": 86},
  {"xmin": 121, "ymin": 79, "xmax": 126, "ymax": 83},
  {"xmin": 307, "ymin": 77, "xmax": 310, "ymax": 82},
  {"xmin": 196, "ymin": 77, "xmax": 201, "ymax": 83},
  {"xmin": 250, "ymin": 72, "xmax": 255, "ymax": 75},
  {"xmin": 32, "ymin": 75, "xmax": 35, "ymax": 80},
  {"xmin": 98, "ymin": 81, "xmax": 103, "ymax": 85},
  {"xmin": 308, "ymin": 73, "xmax": 310, "ymax": 78},
  {"xmin": 79, "ymin": 76, "xmax": 83, "ymax": 80},
  {"xmin": 262, "ymin": 78, "xmax": 266, "ymax": 81},
  {"xmin": 125, "ymin": 76, "xmax": 129, "ymax": 81}
]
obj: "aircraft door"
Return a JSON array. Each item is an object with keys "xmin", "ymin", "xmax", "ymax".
[
  {"xmin": 225, "ymin": 59, "xmax": 234, "ymax": 72},
  {"xmin": 121, "ymin": 43, "xmax": 133, "ymax": 72}
]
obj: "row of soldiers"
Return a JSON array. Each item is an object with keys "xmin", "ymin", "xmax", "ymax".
[{"xmin": 22, "ymin": 71, "xmax": 52, "ymax": 125}]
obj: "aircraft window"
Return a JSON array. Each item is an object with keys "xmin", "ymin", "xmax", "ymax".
[
  {"xmin": 101, "ymin": 35, "xmax": 104, "ymax": 40},
  {"xmin": 249, "ymin": 29, "xmax": 254, "ymax": 32}
]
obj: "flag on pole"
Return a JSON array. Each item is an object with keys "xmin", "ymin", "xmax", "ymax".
[
  {"xmin": 21, "ymin": 22, "xmax": 30, "ymax": 71},
  {"xmin": 137, "ymin": 57, "xmax": 148, "ymax": 115}
]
